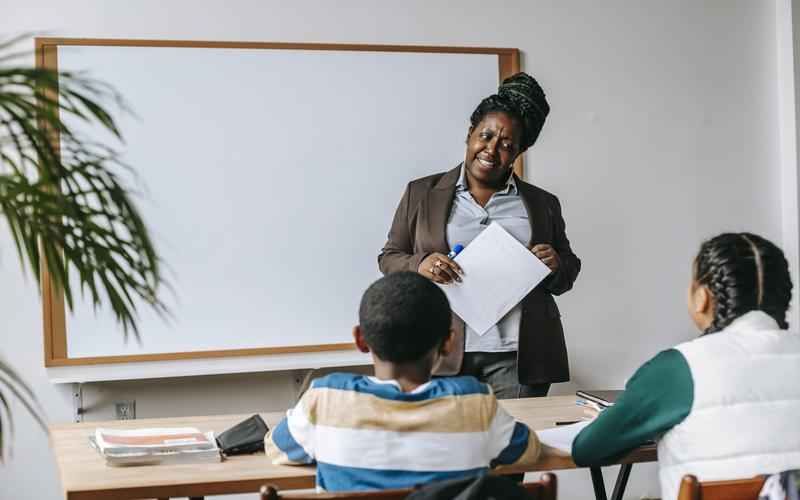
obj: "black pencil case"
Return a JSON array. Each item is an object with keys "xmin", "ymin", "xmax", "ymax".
[{"xmin": 216, "ymin": 414, "xmax": 269, "ymax": 456}]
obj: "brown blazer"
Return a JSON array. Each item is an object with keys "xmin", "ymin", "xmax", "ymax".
[{"xmin": 378, "ymin": 165, "xmax": 581, "ymax": 384}]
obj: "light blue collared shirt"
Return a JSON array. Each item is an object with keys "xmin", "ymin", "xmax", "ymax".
[{"xmin": 446, "ymin": 164, "xmax": 532, "ymax": 352}]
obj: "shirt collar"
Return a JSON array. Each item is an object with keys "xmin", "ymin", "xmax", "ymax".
[
  {"xmin": 456, "ymin": 162, "xmax": 518, "ymax": 195},
  {"xmin": 725, "ymin": 310, "xmax": 782, "ymax": 333},
  {"xmin": 366, "ymin": 376, "xmax": 433, "ymax": 394}
]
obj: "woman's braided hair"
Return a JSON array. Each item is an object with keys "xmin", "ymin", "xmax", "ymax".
[
  {"xmin": 469, "ymin": 72, "xmax": 550, "ymax": 152},
  {"xmin": 694, "ymin": 232, "xmax": 792, "ymax": 334}
]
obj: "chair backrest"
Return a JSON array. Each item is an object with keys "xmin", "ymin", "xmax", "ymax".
[
  {"xmin": 261, "ymin": 472, "xmax": 557, "ymax": 500},
  {"xmin": 260, "ymin": 485, "xmax": 414, "ymax": 500},
  {"xmin": 677, "ymin": 474, "xmax": 766, "ymax": 500},
  {"xmin": 524, "ymin": 472, "xmax": 558, "ymax": 500}
]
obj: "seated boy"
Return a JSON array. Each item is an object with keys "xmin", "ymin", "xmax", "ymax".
[{"xmin": 264, "ymin": 271, "xmax": 541, "ymax": 492}]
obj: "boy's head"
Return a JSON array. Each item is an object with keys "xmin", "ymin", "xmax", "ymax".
[{"xmin": 355, "ymin": 271, "xmax": 452, "ymax": 364}]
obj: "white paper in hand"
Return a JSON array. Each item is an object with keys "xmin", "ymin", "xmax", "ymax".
[{"xmin": 438, "ymin": 222, "xmax": 551, "ymax": 335}]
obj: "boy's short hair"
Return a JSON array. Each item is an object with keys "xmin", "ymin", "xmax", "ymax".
[{"xmin": 358, "ymin": 271, "xmax": 451, "ymax": 363}]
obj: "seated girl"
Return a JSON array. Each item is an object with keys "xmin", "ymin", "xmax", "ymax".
[{"xmin": 572, "ymin": 232, "xmax": 800, "ymax": 500}]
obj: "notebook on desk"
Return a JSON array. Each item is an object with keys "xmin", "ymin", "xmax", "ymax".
[{"xmin": 576, "ymin": 390, "xmax": 622, "ymax": 408}]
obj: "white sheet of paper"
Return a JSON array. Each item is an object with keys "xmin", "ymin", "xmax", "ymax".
[
  {"xmin": 536, "ymin": 420, "xmax": 593, "ymax": 454},
  {"xmin": 438, "ymin": 222, "xmax": 552, "ymax": 335}
]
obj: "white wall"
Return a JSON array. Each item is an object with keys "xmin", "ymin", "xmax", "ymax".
[{"xmin": 0, "ymin": 1, "xmax": 792, "ymax": 499}]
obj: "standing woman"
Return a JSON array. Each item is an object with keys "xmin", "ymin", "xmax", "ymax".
[{"xmin": 378, "ymin": 73, "xmax": 581, "ymax": 398}]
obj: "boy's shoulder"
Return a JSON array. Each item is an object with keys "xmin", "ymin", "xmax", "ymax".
[
  {"xmin": 309, "ymin": 372, "xmax": 368, "ymax": 392},
  {"xmin": 308, "ymin": 373, "xmax": 492, "ymax": 401},
  {"xmin": 431, "ymin": 375, "xmax": 493, "ymax": 397}
]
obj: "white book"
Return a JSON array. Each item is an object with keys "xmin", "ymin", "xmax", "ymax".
[
  {"xmin": 91, "ymin": 427, "xmax": 221, "ymax": 466},
  {"xmin": 95, "ymin": 427, "xmax": 216, "ymax": 453},
  {"xmin": 101, "ymin": 446, "xmax": 222, "ymax": 467}
]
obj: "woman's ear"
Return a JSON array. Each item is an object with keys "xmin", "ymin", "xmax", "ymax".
[
  {"xmin": 352, "ymin": 326, "xmax": 370, "ymax": 354},
  {"xmin": 465, "ymin": 126, "xmax": 474, "ymax": 143}
]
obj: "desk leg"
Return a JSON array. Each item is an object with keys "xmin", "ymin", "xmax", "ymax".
[
  {"xmin": 610, "ymin": 464, "xmax": 633, "ymax": 500},
  {"xmin": 590, "ymin": 467, "xmax": 608, "ymax": 500}
]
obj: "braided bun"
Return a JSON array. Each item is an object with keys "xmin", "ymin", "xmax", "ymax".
[{"xmin": 469, "ymin": 72, "xmax": 550, "ymax": 151}]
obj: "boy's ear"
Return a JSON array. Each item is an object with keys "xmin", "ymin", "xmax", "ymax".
[
  {"xmin": 353, "ymin": 326, "xmax": 370, "ymax": 354},
  {"xmin": 439, "ymin": 329, "xmax": 456, "ymax": 356}
]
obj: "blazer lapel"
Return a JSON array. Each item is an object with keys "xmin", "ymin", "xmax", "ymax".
[
  {"xmin": 425, "ymin": 165, "xmax": 461, "ymax": 253},
  {"xmin": 515, "ymin": 175, "xmax": 551, "ymax": 246}
]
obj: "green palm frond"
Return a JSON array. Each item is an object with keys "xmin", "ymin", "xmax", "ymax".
[
  {"xmin": 0, "ymin": 358, "xmax": 47, "ymax": 462},
  {"xmin": 0, "ymin": 36, "xmax": 167, "ymax": 460}
]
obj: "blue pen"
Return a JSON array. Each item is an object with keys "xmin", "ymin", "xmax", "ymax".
[
  {"xmin": 446, "ymin": 244, "xmax": 465, "ymax": 282},
  {"xmin": 447, "ymin": 244, "xmax": 464, "ymax": 259}
]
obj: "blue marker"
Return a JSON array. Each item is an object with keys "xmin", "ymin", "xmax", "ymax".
[{"xmin": 447, "ymin": 244, "xmax": 464, "ymax": 259}]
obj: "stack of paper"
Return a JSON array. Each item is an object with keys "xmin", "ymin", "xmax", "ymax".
[{"xmin": 90, "ymin": 427, "xmax": 221, "ymax": 466}]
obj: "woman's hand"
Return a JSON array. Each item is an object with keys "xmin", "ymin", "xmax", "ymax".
[
  {"xmin": 531, "ymin": 244, "xmax": 560, "ymax": 273},
  {"xmin": 419, "ymin": 253, "xmax": 463, "ymax": 284}
]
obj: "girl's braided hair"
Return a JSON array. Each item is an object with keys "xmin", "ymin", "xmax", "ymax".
[{"xmin": 694, "ymin": 232, "xmax": 792, "ymax": 334}]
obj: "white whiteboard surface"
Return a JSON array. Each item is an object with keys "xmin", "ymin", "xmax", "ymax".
[{"xmin": 52, "ymin": 43, "xmax": 500, "ymax": 378}]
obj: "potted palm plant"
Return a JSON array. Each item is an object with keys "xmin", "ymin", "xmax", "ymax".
[{"xmin": 0, "ymin": 34, "xmax": 166, "ymax": 460}]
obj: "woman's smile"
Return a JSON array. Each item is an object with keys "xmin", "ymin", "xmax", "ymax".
[{"xmin": 477, "ymin": 156, "xmax": 496, "ymax": 169}]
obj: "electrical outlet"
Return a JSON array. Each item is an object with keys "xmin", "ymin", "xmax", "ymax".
[{"xmin": 115, "ymin": 400, "xmax": 136, "ymax": 420}]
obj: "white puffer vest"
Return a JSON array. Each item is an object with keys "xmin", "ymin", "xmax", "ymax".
[{"xmin": 658, "ymin": 311, "xmax": 800, "ymax": 500}]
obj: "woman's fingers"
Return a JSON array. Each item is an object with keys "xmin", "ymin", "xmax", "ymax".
[
  {"xmin": 530, "ymin": 244, "xmax": 560, "ymax": 271},
  {"xmin": 441, "ymin": 256, "xmax": 463, "ymax": 275},
  {"xmin": 419, "ymin": 253, "xmax": 463, "ymax": 283},
  {"xmin": 530, "ymin": 244, "xmax": 553, "ymax": 257},
  {"xmin": 436, "ymin": 259, "xmax": 461, "ymax": 283}
]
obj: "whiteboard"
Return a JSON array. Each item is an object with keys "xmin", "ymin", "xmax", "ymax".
[{"xmin": 39, "ymin": 40, "xmax": 513, "ymax": 379}]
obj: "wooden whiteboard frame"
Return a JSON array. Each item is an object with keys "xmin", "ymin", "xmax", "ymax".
[{"xmin": 35, "ymin": 38, "xmax": 521, "ymax": 367}]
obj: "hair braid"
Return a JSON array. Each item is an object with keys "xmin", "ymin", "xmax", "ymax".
[{"xmin": 694, "ymin": 232, "xmax": 792, "ymax": 334}]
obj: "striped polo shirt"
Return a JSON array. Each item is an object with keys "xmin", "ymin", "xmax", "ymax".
[{"xmin": 265, "ymin": 373, "xmax": 540, "ymax": 492}]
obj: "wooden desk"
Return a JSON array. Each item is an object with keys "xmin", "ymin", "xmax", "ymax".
[{"xmin": 50, "ymin": 396, "xmax": 656, "ymax": 500}]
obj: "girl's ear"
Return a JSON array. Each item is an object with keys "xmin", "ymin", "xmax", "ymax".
[
  {"xmin": 688, "ymin": 281, "xmax": 715, "ymax": 331},
  {"xmin": 694, "ymin": 285, "xmax": 712, "ymax": 314}
]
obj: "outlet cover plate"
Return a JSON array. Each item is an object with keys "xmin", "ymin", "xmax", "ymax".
[{"xmin": 114, "ymin": 400, "xmax": 136, "ymax": 420}]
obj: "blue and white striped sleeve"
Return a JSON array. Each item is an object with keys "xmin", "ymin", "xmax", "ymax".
[
  {"xmin": 264, "ymin": 391, "xmax": 316, "ymax": 465},
  {"xmin": 487, "ymin": 402, "xmax": 541, "ymax": 470}
]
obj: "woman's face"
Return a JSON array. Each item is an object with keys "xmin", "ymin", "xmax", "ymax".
[{"xmin": 464, "ymin": 112, "xmax": 522, "ymax": 188}]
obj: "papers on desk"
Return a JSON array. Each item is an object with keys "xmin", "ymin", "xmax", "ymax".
[
  {"xmin": 91, "ymin": 427, "xmax": 221, "ymax": 466},
  {"xmin": 536, "ymin": 420, "xmax": 593, "ymax": 454},
  {"xmin": 438, "ymin": 222, "xmax": 552, "ymax": 335}
]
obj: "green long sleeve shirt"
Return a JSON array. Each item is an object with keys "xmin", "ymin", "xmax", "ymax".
[{"xmin": 571, "ymin": 349, "xmax": 694, "ymax": 466}]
